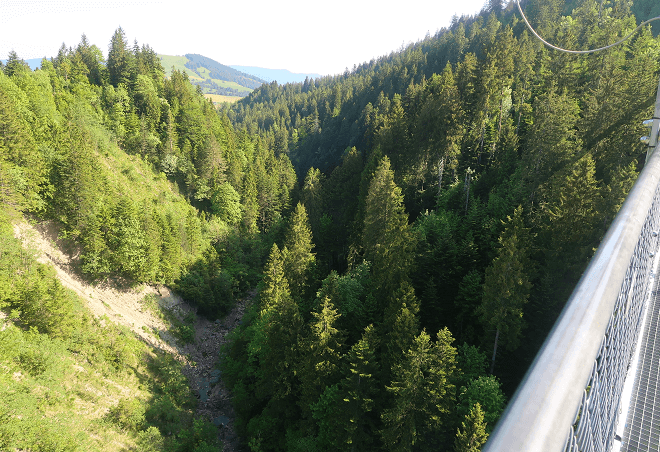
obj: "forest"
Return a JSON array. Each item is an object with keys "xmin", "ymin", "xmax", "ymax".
[{"xmin": 0, "ymin": 0, "xmax": 659, "ymax": 450}]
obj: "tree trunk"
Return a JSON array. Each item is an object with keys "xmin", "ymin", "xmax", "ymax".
[
  {"xmin": 490, "ymin": 328, "xmax": 500, "ymax": 374},
  {"xmin": 437, "ymin": 155, "xmax": 445, "ymax": 196}
]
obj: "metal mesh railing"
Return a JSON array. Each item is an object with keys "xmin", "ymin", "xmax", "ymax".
[
  {"xmin": 564, "ymin": 184, "xmax": 660, "ymax": 452},
  {"xmin": 483, "ymin": 142, "xmax": 660, "ymax": 452}
]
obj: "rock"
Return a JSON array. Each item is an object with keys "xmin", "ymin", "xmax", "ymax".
[
  {"xmin": 214, "ymin": 415, "xmax": 230, "ymax": 427},
  {"xmin": 210, "ymin": 369, "xmax": 221, "ymax": 384}
]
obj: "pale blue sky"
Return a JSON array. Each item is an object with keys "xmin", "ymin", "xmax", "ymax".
[{"xmin": 0, "ymin": 0, "xmax": 489, "ymax": 76}]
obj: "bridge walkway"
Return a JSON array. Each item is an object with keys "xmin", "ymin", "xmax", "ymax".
[{"xmin": 622, "ymin": 268, "xmax": 660, "ymax": 452}]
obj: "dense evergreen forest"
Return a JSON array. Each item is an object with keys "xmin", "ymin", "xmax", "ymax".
[
  {"xmin": 1, "ymin": 0, "xmax": 660, "ymax": 450},
  {"xmin": 219, "ymin": 0, "xmax": 660, "ymax": 450}
]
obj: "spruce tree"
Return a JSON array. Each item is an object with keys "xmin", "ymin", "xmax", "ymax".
[
  {"xmin": 107, "ymin": 27, "xmax": 134, "ymax": 88},
  {"xmin": 363, "ymin": 157, "xmax": 415, "ymax": 311},
  {"xmin": 340, "ymin": 324, "xmax": 381, "ymax": 451},
  {"xmin": 383, "ymin": 281, "xmax": 421, "ymax": 379},
  {"xmin": 241, "ymin": 168, "xmax": 259, "ymax": 234},
  {"xmin": 282, "ymin": 202, "xmax": 316, "ymax": 303},
  {"xmin": 454, "ymin": 402, "xmax": 489, "ymax": 452},
  {"xmin": 381, "ymin": 328, "xmax": 457, "ymax": 451},
  {"xmin": 259, "ymin": 243, "xmax": 290, "ymax": 312},
  {"xmin": 457, "ymin": 375, "xmax": 506, "ymax": 433},
  {"xmin": 298, "ymin": 296, "xmax": 343, "ymax": 420},
  {"xmin": 250, "ymin": 244, "xmax": 302, "ymax": 401},
  {"xmin": 300, "ymin": 167, "xmax": 325, "ymax": 240},
  {"xmin": 480, "ymin": 206, "xmax": 533, "ymax": 373}
]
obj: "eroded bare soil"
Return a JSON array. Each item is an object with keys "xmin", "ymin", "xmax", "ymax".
[{"xmin": 14, "ymin": 219, "xmax": 250, "ymax": 451}]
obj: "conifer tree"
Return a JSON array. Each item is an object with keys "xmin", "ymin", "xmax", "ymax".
[
  {"xmin": 158, "ymin": 212, "xmax": 182, "ymax": 283},
  {"xmin": 381, "ymin": 328, "xmax": 457, "ymax": 451},
  {"xmin": 340, "ymin": 324, "xmax": 381, "ymax": 451},
  {"xmin": 283, "ymin": 202, "xmax": 316, "ymax": 303},
  {"xmin": 523, "ymin": 87, "xmax": 581, "ymax": 197},
  {"xmin": 241, "ymin": 167, "xmax": 259, "ymax": 234},
  {"xmin": 300, "ymin": 167, "xmax": 325, "ymax": 240},
  {"xmin": 80, "ymin": 210, "xmax": 111, "ymax": 278},
  {"xmin": 480, "ymin": 206, "xmax": 533, "ymax": 373},
  {"xmin": 454, "ymin": 402, "xmax": 489, "ymax": 452},
  {"xmin": 363, "ymin": 157, "xmax": 415, "ymax": 309},
  {"xmin": 139, "ymin": 202, "xmax": 161, "ymax": 282},
  {"xmin": 0, "ymin": 85, "xmax": 43, "ymax": 209},
  {"xmin": 259, "ymin": 243, "xmax": 290, "ymax": 312},
  {"xmin": 53, "ymin": 120, "xmax": 99, "ymax": 234},
  {"xmin": 250, "ymin": 244, "xmax": 302, "ymax": 401},
  {"xmin": 383, "ymin": 281, "xmax": 421, "ymax": 378},
  {"xmin": 457, "ymin": 375, "xmax": 506, "ymax": 433},
  {"xmin": 542, "ymin": 153, "xmax": 603, "ymax": 301},
  {"xmin": 107, "ymin": 27, "xmax": 134, "ymax": 88},
  {"xmin": 298, "ymin": 296, "xmax": 343, "ymax": 419},
  {"xmin": 111, "ymin": 197, "xmax": 148, "ymax": 281},
  {"xmin": 3, "ymin": 51, "xmax": 29, "ymax": 78}
]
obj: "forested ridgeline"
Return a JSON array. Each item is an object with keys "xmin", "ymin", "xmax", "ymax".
[
  {"xmin": 219, "ymin": 0, "xmax": 660, "ymax": 451},
  {"xmin": 0, "ymin": 26, "xmax": 297, "ymax": 450}
]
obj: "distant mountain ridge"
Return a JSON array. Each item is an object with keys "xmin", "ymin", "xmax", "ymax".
[
  {"xmin": 229, "ymin": 65, "xmax": 322, "ymax": 84},
  {"xmin": 184, "ymin": 53, "xmax": 266, "ymax": 89},
  {"xmin": 3, "ymin": 54, "xmax": 321, "ymax": 94},
  {"xmin": 158, "ymin": 53, "xmax": 265, "ymax": 97}
]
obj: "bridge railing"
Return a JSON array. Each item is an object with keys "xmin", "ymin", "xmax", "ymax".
[{"xmin": 483, "ymin": 141, "xmax": 660, "ymax": 452}]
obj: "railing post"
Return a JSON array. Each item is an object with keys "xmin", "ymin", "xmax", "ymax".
[{"xmin": 645, "ymin": 75, "xmax": 660, "ymax": 163}]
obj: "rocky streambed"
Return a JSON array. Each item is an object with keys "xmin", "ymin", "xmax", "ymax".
[{"xmin": 176, "ymin": 291, "xmax": 254, "ymax": 452}]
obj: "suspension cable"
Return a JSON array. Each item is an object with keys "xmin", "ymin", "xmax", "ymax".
[{"xmin": 515, "ymin": 0, "xmax": 660, "ymax": 54}]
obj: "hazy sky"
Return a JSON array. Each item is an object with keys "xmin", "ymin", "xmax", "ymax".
[{"xmin": 0, "ymin": 0, "xmax": 488, "ymax": 76}]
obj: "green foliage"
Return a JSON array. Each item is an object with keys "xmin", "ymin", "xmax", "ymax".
[
  {"xmin": 12, "ymin": 263, "xmax": 80, "ymax": 338},
  {"xmin": 176, "ymin": 245, "xmax": 236, "ymax": 318},
  {"xmin": 314, "ymin": 261, "xmax": 373, "ymax": 339},
  {"xmin": 455, "ymin": 343, "xmax": 489, "ymax": 388},
  {"xmin": 455, "ymin": 402, "xmax": 489, "ymax": 452},
  {"xmin": 212, "ymin": 181, "xmax": 243, "ymax": 225},
  {"xmin": 337, "ymin": 324, "xmax": 381, "ymax": 451},
  {"xmin": 362, "ymin": 156, "xmax": 416, "ymax": 307},
  {"xmin": 457, "ymin": 375, "xmax": 506, "ymax": 433},
  {"xmin": 282, "ymin": 202, "xmax": 316, "ymax": 302},
  {"xmin": 480, "ymin": 206, "xmax": 533, "ymax": 362},
  {"xmin": 175, "ymin": 417, "xmax": 222, "ymax": 452},
  {"xmin": 109, "ymin": 398, "xmax": 146, "ymax": 431},
  {"xmin": 298, "ymin": 296, "xmax": 343, "ymax": 418},
  {"xmin": 381, "ymin": 328, "xmax": 457, "ymax": 451},
  {"xmin": 3, "ymin": 7, "xmax": 658, "ymax": 449}
]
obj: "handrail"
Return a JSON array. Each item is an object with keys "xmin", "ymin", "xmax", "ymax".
[{"xmin": 483, "ymin": 141, "xmax": 660, "ymax": 451}]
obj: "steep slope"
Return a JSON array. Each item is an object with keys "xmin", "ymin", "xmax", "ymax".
[
  {"xmin": 14, "ymin": 217, "xmax": 251, "ymax": 451},
  {"xmin": 159, "ymin": 53, "xmax": 265, "ymax": 97}
]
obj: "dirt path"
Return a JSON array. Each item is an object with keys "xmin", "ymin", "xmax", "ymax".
[{"xmin": 14, "ymin": 219, "xmax": 251, "ymax": 451}]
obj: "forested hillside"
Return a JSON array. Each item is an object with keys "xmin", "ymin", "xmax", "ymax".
[
  {"xmin": 0, "ymin": 25, "xmax": 295, "ymax": 451},
  {"xmin": 2, "ymin": 0, "xmax": 660, "ymax": 451},
  {"xmin": 219, "ymin": 0, "xmax": 660, "ymax": 450}
]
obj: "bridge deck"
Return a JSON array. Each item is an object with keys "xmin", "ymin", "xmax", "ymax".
[{"xmin": 622, "ymin": 270, "xmax": 660, "ymax": 452}]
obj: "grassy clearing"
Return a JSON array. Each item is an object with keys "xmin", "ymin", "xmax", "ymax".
[
  {"xmin": 204, "ymin": 94, "xmax": 243, "ymax": 104},
  {"xmin": 158, "ymin": 54, "xmax": 203, "ymax": 80},
  {"xmin": 207, "ymin": 77, "xmax": 252, "ymax": 92}
]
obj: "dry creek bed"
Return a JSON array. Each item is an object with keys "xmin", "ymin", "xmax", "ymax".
[{"xmin": 14, "ymin": 219, "xmax": 251, "ymax": 451}]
